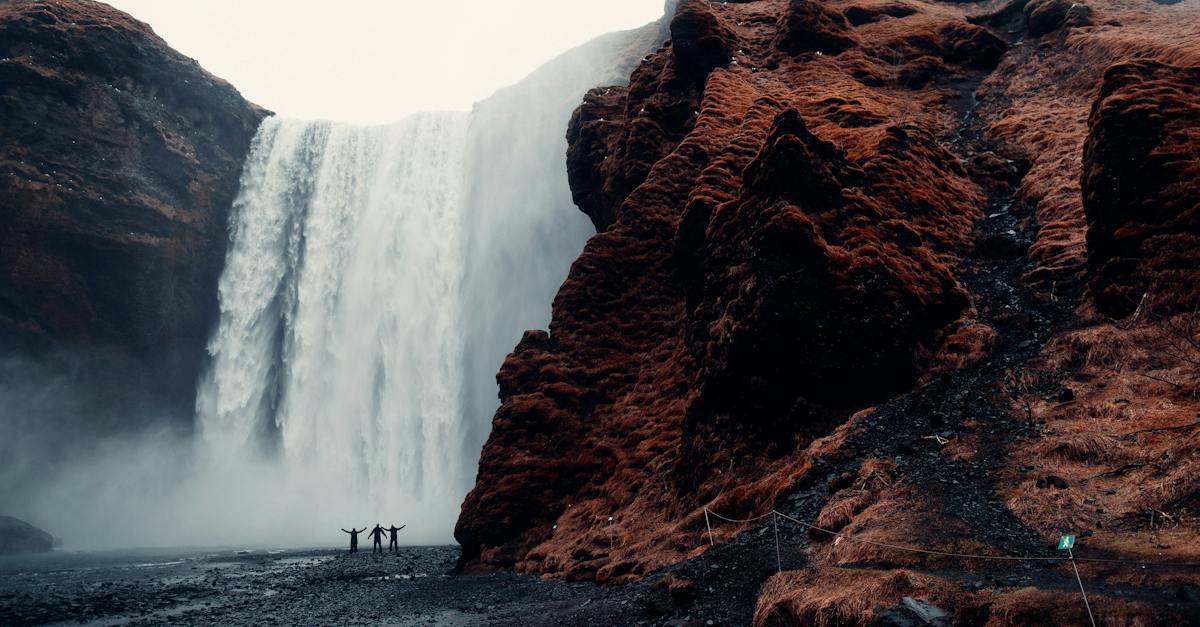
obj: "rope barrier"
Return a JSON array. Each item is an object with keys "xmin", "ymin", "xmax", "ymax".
[
  {"xmin": 548, "ymin": 500, "xmax": 1200, "ymax": 627},
  {"xmin": 772, "ymin": 511, "xmax": 782, "ymax": 573},
  {"xmin": 703, "ymin": 507, "xmax": 775, "ymax": 524},
  {"xmin": 706, "ymin": 506, "xmax": 1096, "ymax": 623},
  {"xmin": 1067, "ymin": 556, "xmax": 1200, "ymax": 568},
  {"xmin": 700, "ymin": 504, "xmax": 1200, "ymax": 627},
  {"xmin": 770, "ymin": 510, "xmax": 1065, "ymax": 562},
  {"xmin": 707, "ymin": 507, "xmax": 1200, "ymax": 567}
]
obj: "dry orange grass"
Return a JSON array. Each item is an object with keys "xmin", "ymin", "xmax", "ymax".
[
  {"xmin": 1004, "ymin": 311, "xmax": 1200, "ymax": 578},
  {"xmin": 979, "ymin": 0, "xmax": 1200, "ymax": 290},
  {"xmin": 984, "ymin": 586, "xmax": 1170, "ymax": 627},
  {"xmin": 812, "ymin": 458, "xmax": 896, "ymax": 533},
  {"xmin": 753, "ymin": 568, "xmax": 960, "ymax": 627},
  {"xmin": 926, "ymin": 320, "xmax": 999, "ymax": 378},
  {"xmin": 1045, "ymin": 432, "xmax": 1123, "ymax": 462},
  {"xmin": 803, "ymin": 483, "xmax": 1003, "ymax": 569},
  {"xmin": 752, "ymin": 565, "xmax": 1184, "ymax": 626}
]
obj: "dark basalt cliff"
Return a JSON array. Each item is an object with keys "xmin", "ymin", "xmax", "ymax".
[
  {"xmin": 0, "ymin": 515, "xmax": 53, "ymax": 555},
  {"xmin": 0, "ymin": 0, "xmax": 266, "ymax": 408},
  {"xmin": 459, "ymin": 0, "xmax": 1200, "ymax": 623}
]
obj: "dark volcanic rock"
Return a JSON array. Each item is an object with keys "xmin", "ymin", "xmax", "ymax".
[
  {"xmin": 0, "ymin": 516, "xmax": 52, "ymax": 554},
  {"xmin": 0, "ymin": 0, "xmax": 266, "ymax": 405},
  {"xmin": 1083, "ymin": 60, "xmax": 1200, "ymax": 316},
  {"xmin": 1025, "ymin": 0, "xmax": 1093, "ymax": 37},
  {"xmin": 677, "ymin": 112, "xmax": 969, "ymax": 448},
  {"xmin": 671, "ymin": 0, "xmax": 735, "ymax": 81},
  {"xmin": 843, "ymin": 2, "xmax": 917, "ymax": 26},
  {"xmin": 936, "ymin": 22, "xmax": 1007, "ymax": 69},
  {"xmin": 775, "ymin": 0, "xmax": 859, "ymax": 55}
]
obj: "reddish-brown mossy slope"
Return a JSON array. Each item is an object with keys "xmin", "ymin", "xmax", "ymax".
[
  {"xmin": 1082, "ymin": 60, "xmax": 1200, "ymax": 317},
  {"xmin": 977, "ymin": 0, "xmax": 1200, "ymax": 291},
  {"xmin": 0, "ymin": 0, "xmax": 265, "ymax": 401},
  {"xmin": 461, "ymin": 0, "xmax": 1200, "ymax": 620},
  {"xmin": 457, "ymin": 0, "xmax": 994, "ymax": 581}
]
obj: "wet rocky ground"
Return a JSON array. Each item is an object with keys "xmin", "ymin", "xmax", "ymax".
[{"xmin": 0, "ymin": 545, "xmax": 761, "ymax": 626}]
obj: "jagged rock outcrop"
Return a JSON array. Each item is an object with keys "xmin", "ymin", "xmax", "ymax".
[
  {"xmin": 1082, "ymin": 60, "xmax": 1200, "ymax": 316},
  {"xmin": 774, "ymin": 0, "xmax": 859, "ymax": 54},
  {"xmin": 676, "ymin": 112, "xmax": 970, "ymax": 464},
  {"xmin": 1024, "ymin": 0, "xmax": 1093, "ymax": 38},
  {"xmin": 0, "ymin": 0, "xmax": 266, "ymax": 406},
  {"xmin": 461, "ymin": 0, "xmax": 1200, "ymax": 623},
  {"xmin": 459, "ymin": 0, "xmax": 992, "ymax": 580}
]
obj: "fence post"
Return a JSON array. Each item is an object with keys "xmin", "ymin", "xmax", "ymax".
[
  {"xmin": 773, "ymin": 511, "xmax": 782, "ymax": 573},
  {"xmin": 1068, "ymin": 548, "xmax": 1097, "ymax": 627}
]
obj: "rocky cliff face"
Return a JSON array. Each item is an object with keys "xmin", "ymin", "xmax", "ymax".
[
  {"xmin": 0, "ymin": 515, "xmax": 53, "ymax": 555},
  {"xmin": 0, "ymin": 0, "xmax": 266, "ymax": 409},
  {"xmin": 459, "ymin": 0, "xmax": 1200, "ymax": 623}
]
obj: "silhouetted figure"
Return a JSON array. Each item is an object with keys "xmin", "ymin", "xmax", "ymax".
[
  {"xmin": 342, "ymin": 527, "xmax": 366, "ymax": 553},
  {"xmin": 387, "ymin": 524, "xmax": 406, "ymax": 552},
  {"xmin": 368, "ymin": 524, "xmax": 386, "ymax": 554}
]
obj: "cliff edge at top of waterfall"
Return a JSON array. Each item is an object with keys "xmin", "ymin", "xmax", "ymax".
[
  {"xmin": 457, "ymin": 0, "xmax": 1200, "ymax": 623},
  {"xmin": 0, "ymin": 0, "xmax": 268, "ymax": 410}
]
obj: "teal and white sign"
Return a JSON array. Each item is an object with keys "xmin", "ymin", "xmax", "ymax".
[{"xmin": 1058, "ymin": 535, "xmax": 1076, "ymax": 550}]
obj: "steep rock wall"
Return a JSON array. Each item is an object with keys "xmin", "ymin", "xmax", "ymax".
[
  {"xmin": 458, "ymin": 0, "xmax": 998, "ymax": 580},
  {"xmin": 0, "ymin": 0, "xmax": 266, "ymax": 409}
]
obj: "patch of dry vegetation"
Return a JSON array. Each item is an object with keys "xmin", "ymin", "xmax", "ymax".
[{"xmin": 1005, "ymin": 307, "xmax": 1200, "ymax": 584}]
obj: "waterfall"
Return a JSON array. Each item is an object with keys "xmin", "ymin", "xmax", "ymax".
[
  {"xmin": 194, "ymin": 24, "xmax": 661, "ymax": 545},
  {"xmin": 196, "ymin": 113, "xmax": 472, "ymax": 537}
]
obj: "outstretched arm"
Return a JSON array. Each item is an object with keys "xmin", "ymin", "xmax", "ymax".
[
  {"xmin": 342, "ymin": 529, "xmax": 350, "ymax": 534},
  {"xmin": 400, "ymin": 525, "xmax": 406, "ymax": 530}
]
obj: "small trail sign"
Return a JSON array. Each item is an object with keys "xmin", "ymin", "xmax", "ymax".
[{"xmin": 1058, "ymin": 535, "xmax": 1076, "ymax": 550}]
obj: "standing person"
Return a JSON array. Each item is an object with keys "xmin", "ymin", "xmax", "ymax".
[
  {"xmin": 368, "ymin": 524, "xmax": 386, "ymax": 554},
  {"xmin": 341, "ymin": 527, "xmax": 366, "ymax": 554},
  {"xmin": 386, "ymin": 524, "xmax": 406, "ymax": 552}
]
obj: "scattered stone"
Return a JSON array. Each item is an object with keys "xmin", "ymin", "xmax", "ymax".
[
  {"xmin": 1043, "ymin": 475, "xmax": 1069, "ymax": 489},
  {"xmin": 878, "ymin": 597, "xmax": 951, "ymax": 626}
]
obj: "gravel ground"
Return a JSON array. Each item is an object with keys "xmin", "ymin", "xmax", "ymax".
[{"xmin": 0, "ymin": 545, "xmax": 755, "ymax": 626}]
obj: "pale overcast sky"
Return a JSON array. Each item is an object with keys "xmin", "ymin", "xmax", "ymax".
[{"xmin": 104, "ymin": 1, "xmax": 665, "ymax": 123}]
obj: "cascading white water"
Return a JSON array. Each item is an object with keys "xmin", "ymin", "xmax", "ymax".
[
  {"xmin": 192, "ymin": 23, "xmax": 662, "ymax": 546},
  {"xmin": 196, "ymin": 113, "xmax": 473, "ymax": 539}
]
